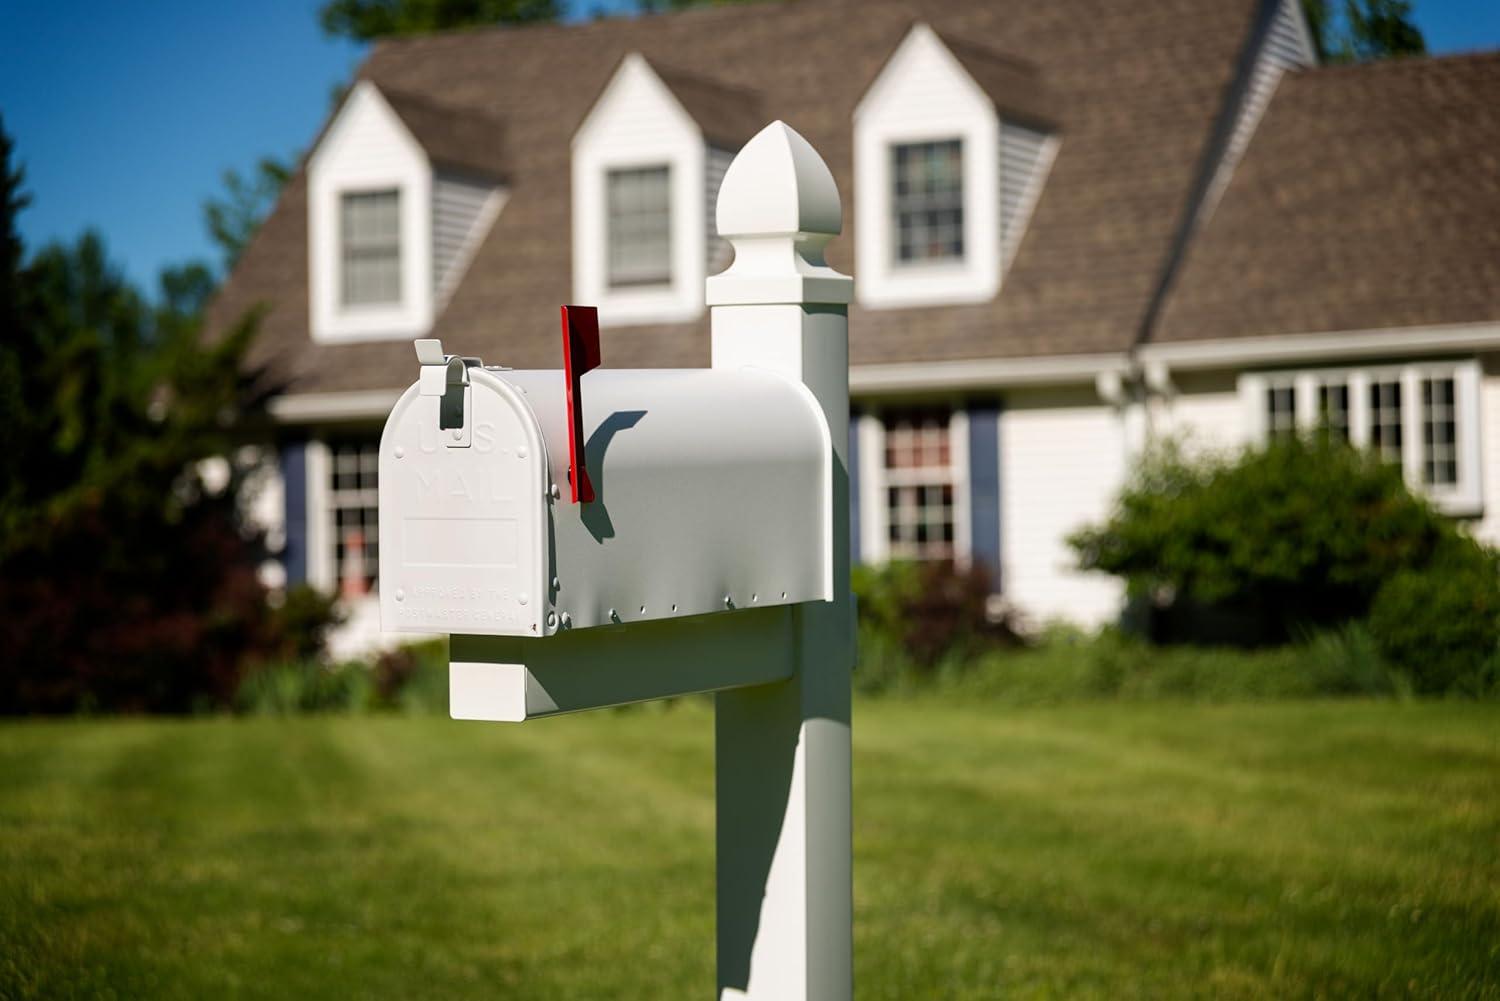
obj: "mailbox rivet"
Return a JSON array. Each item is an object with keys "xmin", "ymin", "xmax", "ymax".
[
  {"xmin": 724, "ymin": 595, "xmax": 733, "ymax": 608},
  {"xmin": 752, "ymin": 593, "xmax": 759, "ymax": 603},
  {"xmin": 671, "ymin": 603, "xmax": 678, "ymax": 612},
  {"xmin": 609, "ymin": 608, "xmax": 619, "ymax": 622},
  {"xmin": 394, "ymin": 587, "xmax": 405, "ymax": 601},
  {"xmin": 781, "ymin": 591, "xmax": 788, "ymax": 599},
  {"xmin": 561, "ymin": 612, "xmax": 572, "ymax": 628},
  {"xmin": 394, "ymin": 446, "xmax": 405, "ymax": 459},
  {"xmin": 639, "ymin": 605, "xmax": 646, "ymax": 614},
  {"xmin": 551, "ymin": 577, "xmax": 560, "ymax": 590},
  {"xmin": 518, "ymin": 446, "xmax": 529, "ymax": 459},
  {"xmin": 549, "ymin": 484, "xmax": 560, "ymax": 500},
  {"xmin": 547, "ymin": 612, "xmax": 558, "ymax": 629},
  {"xmin": 518, "ymin": 592, "xmax": 529, "ymax": 606},
  {"xmin": 451, "ymin": 428, "xmax": 463, "ymax": 441}
]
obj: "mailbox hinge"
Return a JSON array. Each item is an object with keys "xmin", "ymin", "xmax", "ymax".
[{"xmin": 415, "ymin": 339, "xmax": 482, "ymax": 448}]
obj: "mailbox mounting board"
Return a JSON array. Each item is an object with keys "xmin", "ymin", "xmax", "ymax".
[{"xmin": 379, "ymin": 365, "xmax": 832, "ymax": 637}]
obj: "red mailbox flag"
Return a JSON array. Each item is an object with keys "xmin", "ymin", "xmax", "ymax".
[{"xmin": 560, "ymin": 305, "xmax": 601, "ymax": 503}]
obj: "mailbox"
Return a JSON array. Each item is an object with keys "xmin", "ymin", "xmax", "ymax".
[{"xmin": 377, "ymin": 314, "xmax": 833, "ymax": 638}]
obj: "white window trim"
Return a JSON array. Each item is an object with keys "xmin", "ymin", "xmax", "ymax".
[
  {"xmin": 858, "ymin": 405, "xmax": 973, "ymax": 564},
  {"xmin": 1239, "ymin": 359, "xmax": 1483, "ymax": 515},
  {"xmin": 572, "ymin": 53, "xmax": 707, "ymax": 328},
  {"xmin": 308, "ymin": 81, "xmax": 434, "ymax": 343},
  {"xmin": 304, "ymin": 439, "xmax": 333, "ymax": 591},
  {"xmin": 854, "ymin": 24, "xmax": 1000, "ymax": 309}
]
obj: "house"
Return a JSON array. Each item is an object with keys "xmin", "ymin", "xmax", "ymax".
[{"xmin": 208, "ymin": 0, "xmax": 1500, "ymax": 653}]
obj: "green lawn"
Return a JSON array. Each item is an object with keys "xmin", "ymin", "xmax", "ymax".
[{"xmin": 0, "ymin": 700, "xmax": 1496, "ymax": 999}]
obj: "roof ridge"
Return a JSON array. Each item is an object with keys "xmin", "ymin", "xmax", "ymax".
[{"xmin": 1291, "ymin": 47, "xmax": 1500, "ymax": 78}]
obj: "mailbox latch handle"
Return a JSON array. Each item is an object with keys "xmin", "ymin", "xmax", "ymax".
[{"xmin": 560, "ymin": 306, "xmax": 600, "ymax": 503}]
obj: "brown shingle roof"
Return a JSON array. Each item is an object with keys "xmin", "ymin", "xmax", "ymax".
[
  {"xmin": 382, "ymin": 88, "xmax": 509, "ymax": 180},
  {"xmin": 1156, "ymin": 50, "xmax": 1500, "ymax": 344},
  {"xmin": 939, "ymin": 34, "xmax": 1058, "ymax": 131},
  {"xmin": 652, "ymin": 62, "xmax": 765, "ymax": 149},
  {"xmin": 210, "ymin": 0, "xmax": 1263, "ymax": 397}
]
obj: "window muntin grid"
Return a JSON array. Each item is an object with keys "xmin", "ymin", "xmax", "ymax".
[
  {"xmin": 1244, "ymin": 361, "xmax": 1479, "ymax": 510},
  {"xmin": 1422, "ymin": 376, "xmax": 1458, "ymax": 486},
  {"xmin": 1265, "ymin": 384, "xmax": 1297, "ymax": 437},
  {"xmin": 882, "ymin": 408, "xmax": 955, "ymax": 560},
  {"xmin": 607, "ymin": 165, "xmax": 672, "ymax": 288},
  {"xmin": 340, "ymin": 189, "xmax": 401, "ymax": 306},
  {"xmin": 1369, "ymin": 379, "xmax": 1403, "ymax": 463},
  {"xmin": 892, "ymin": 140, "xmax": 964, "ymax": 265},
  {"xmin": 329, "ymin": 440, "xmax": 380, "ymax": 597},
  {"xmin": 1317, "ymin": 382, "xmax": 1350, "ymax": 440}
]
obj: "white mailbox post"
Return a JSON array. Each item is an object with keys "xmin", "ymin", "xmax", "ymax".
[{"xmin": 377, "ymin": 121, "xmax": 854, "ymax": 1001}]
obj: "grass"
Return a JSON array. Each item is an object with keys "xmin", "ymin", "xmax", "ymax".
[{"xmin": 0, "ymin": 699, "xmax": 1497, "ymax": 999}]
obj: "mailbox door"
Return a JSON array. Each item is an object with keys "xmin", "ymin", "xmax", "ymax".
[{"xmin": 379, "ymin": 371, "xmax": 550, "ymax": 636}]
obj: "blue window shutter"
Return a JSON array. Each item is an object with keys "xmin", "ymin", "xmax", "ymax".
[
  {"xmin": 848, "ymin": 410, "xmax": 862, "ymax": 566},
  {"xmin": 967, "ymin": 405, "xmax": 1001, "ymax": 587},
  {"xmin": 281, "ymin": 442, "xmax": 309, "ymax": 586}
]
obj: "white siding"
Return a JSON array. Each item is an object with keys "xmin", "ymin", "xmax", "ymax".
[
  {"xmin": 1000, "ymin": 390, "xmax": 1126, "ymax": 627},
  {"xmin": 432, "ymin": 172, "xmax": 503, "ymax": 305},
  {"xmin": 705, "ymin": 145, "xmax": 734, "ymax": 275},
  {"xmin": 999, "ymin": 122, "xmax": 1056, "ymax": 270},
  {"xmin": 307, "ymin": 81, "xmax": 434, "ymax": 343},
  {"xmin": 1202, "ymin": 0, "xmax": 1316, "ymax": 214},
  {"xmin": 854, "ymin": 24, "xmax": 1001, "ymax": 309},
  {"xmin": 1158, "ymin": 371, "xmax": 1248, "ymax": 454}
]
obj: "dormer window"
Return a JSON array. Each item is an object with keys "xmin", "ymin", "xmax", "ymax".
[
  {"xmin": 307, "ymin": 81, "xmax": 507, "ymax": 343},
  {"xmin": 855, "ymin": 24, "xmax": 1058, "ymax": 309},
  {"xmin": 607, "ymin": 165, "xmax": 672, "ymax": 288},
  {"xmin": 340, "ymin": 189, "xmax": 402, "ymax": 307},
  {"xmin": 892, "ymin": 140, "xmax": 964, "ymax": 265},
  {"xmin": 572, "ymin": 53, "xmax": 762, "ymax": 327}
]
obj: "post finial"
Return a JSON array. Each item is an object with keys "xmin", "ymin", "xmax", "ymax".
[{"xmin": 706, "ymin": 121, "xmax": 853, "ymax": 307}]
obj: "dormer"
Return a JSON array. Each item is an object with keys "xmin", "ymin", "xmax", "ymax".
[
  {"xmin": 854, "ymin": 24, "xmax": 1059, "ymax": 309},
  {"xmin": 308, "ymin": 81, "xmax": 507, "ymax": 343},
  {"xmin": 572, "ymin": 53, "xmax": 761, "ymax": 327}
]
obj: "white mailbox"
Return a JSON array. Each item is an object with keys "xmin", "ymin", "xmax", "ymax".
[
  {"xmin": 377, "ymin": 318, "xmax": 832, "ymax": 638},
  {"xmin": 371, "ymin": 122, "xmax": 856, "ymax": 1001}
]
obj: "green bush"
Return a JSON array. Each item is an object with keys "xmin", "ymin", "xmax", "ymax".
[
  {"xmin": 851, "ymin": 560, "xmax": 1020, "ymax": 692},
  {"xmin": 235, "ymin": 659, "xmax": 374, "ymax": 715},
  {"xmin": 951, "ymin": 623, "xmax": 1402, "ymax": 704},
  {"xmin": 1070, "ymin": 434, "xmax": 1465, "ymax": 644},
  {"xmin": 1368, "ymin": 540, "xmax": 1500, "ymax": 695}
]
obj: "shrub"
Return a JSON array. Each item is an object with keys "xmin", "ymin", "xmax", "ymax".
[
  {"xmin": 235, "ymin": 658, "xmax": 374, "ymax": 715},
  {"xmin": 1368, "ymin": 540, "xmax": 1500, "ymax": 696},
  {"xmin": 1070, "ymin": 434, "xmax": 1463, "ymax": 644},
  {"xmin": 852, "ymin": 559, "xmax": 1021, "ymax": 691},
  {"xmin": 952, "ymin": 623, "xmax": 1401, "ymax": 704}
]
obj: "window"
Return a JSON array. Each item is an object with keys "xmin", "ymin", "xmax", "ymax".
[
  {"xmin": 1242, "ymin": 361, "xmax": 1481, "ymax": 514},
  {"xmin": 1422, "ymin": 376, "xmax": 1458, "ymax": 486},
  {"xmin": 340, "ymin": 189, "xmax": 401, "ymax": 307},
  {"xmin": 1317, "ymin": 381, "xmax": 1350, "ymax": 440},
  {"xmin": 1369, "ymin": 378, "xmax": 1403, "ymax": 462},
  {"xmin": 1265, "ymin": 383, "xmax": 1297, "ymax": 437},
  {"xmin": 892, "ymin": 140, "xmax": 964, "ymax": 265},
  {"xmin": 329, "ymin": 440, "xmax": 380, "ymax": 598},
  {"xmin": 607, "ymin": 165, "xmax": 672, "ymax": 287},
  {"xmin": 882, "ymin": 409, "xmax": 956, "ymax": 560}
]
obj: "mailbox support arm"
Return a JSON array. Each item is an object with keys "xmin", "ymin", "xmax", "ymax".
[{"xmin": 450, "ymin": 607, "xmax": 795, "ymax": 722}]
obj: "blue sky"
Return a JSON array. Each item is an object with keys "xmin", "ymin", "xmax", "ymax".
[{"xmin": 3, "ymin": 0, "xmax": 1498, "ymax": 293}]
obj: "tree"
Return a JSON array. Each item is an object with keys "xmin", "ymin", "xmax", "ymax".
[
  {"xmin": 0, "ymin": 120, "xmax": 331, "ymax": 714},
  {"xmin": 319, "ymin": 0, "xmax": 560, "ymax": 41},
  {"xmin": 203, "ymin": 156, "xmax": 292, "ymax": 273},
  {"xmin": 1301, "ymin": 0, "xmax": 1427, "ymax": 63}
]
